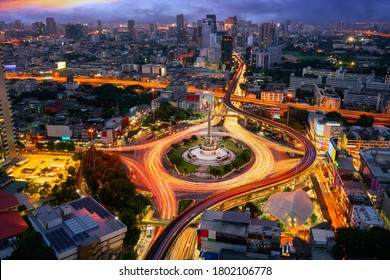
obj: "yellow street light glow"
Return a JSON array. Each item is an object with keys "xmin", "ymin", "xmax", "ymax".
[{"xmin": 347, "ymin": 36, "xmax": 355, "ymax": 42}]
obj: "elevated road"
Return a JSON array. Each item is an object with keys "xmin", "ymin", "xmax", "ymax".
[
  {"xmin": 8, "ymin": 75, "xmax": 390, "ymax": 123},
  {"xmin": 145, "ymin": 57, "xmax": 317, "ymax": 260}
]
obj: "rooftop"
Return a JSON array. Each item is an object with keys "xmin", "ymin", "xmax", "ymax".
[
  {"xmin": 360, "ymin": 148, "xmax": 390, "ymax": 178},
  {"xmin": 199, "ymin": 211, "xmax": 250, "ymax": 236},
  {"xmin": 352, "ymin": 205, "xmax": 384, "ymax": 227},
  {"xmin": 29, "ymin": 196, "xmax": 126, "ymax": 254},
  {"xmin": 0, "ymin": 211, "xmax": 29, "ymax": 240},
  {"xmin": 0, "ymin": 189, "xmax": 20, "ymax": 211}
]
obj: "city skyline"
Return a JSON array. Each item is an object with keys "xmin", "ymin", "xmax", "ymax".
[{"xmin": 1, "ymin": 0, "xmax": 390, "ymax": 24}]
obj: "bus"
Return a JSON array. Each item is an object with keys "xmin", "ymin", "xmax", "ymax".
[{"xmin": 146, "ymin": 133, "xmax": 154, "ymax": 140}]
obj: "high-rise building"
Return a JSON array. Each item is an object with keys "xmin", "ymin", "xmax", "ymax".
[
  {"xmin": 65, "ymin": 24, "xmax": 84, "ymax": 40},
  {"xmin": 128, "ymin": 20, "xmax": 135, "ymax": 40},
  {"xmin": 259, "ymin": 23, "xmax": 275, "ymax": 50},
  {"xmin": 33, "ymin": 22, "xmax": 46, "ymax": 36},
  {"xmin": 46, "ymin": 18, "xmax": 57, "ymax": 35},
  {"xmin": 176, "ymin": 14, "xmax": 186, "ymax": 44},
  {"xmin": 97, "ymin": 20, "xmax": 102, "ymax": 29},
  {"xmin": 267, "ymin": 45, "xmax": 283, "ymax": 66},
  {"xmin": 15, "ymin": 20, "xmax": 23, "ymax": 30},
  {"xmin": 201, "ymin": 18, "xmax": 214, "ymax": 48},
  {"xmin": 0, "ymin": 49, "xmax": 17, "ymax": 163},
  {"xmin": 221, "ymin": 36, "xmax": 233, "ymax": 70},
  {"xmin": 224, "ymin": 16, "xmax": 237, "ymax": 48},
  {"xmin": 206, "ymin": 14, "xmax": 217, "ymax": 33}
]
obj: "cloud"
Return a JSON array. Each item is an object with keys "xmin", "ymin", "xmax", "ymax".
[{"xmin": 0, "ymin": 0, "xmax": 389, "ymax": 23}]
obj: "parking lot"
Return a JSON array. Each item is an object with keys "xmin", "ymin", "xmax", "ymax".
[{"xmin": 11, "ymin": 153, "xmax": 78, "ymax": 186}]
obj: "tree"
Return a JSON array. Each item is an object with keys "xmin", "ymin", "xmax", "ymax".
[
  {"xmin": 100, "ymin": 178, "xmax": 136, "ymax": 213},
  {"xmin": 325, "ymin": 111, "xmax": 348, "ymax": 126},
  {"xmin": 169, "ymin": 154, "xmax": 183, "ymax": 166},
  {"xmin": 243, "ymin": 202, "xmax": 261, "ymax": 218},
  {"xmin": 8, "ymin": 231, "xmax": 56, "ymax": 260},
  {"xmin": 190, "ymin": 135, "xmax": 198, "ymax": 141},
  {"xmin": 67, "ymin": 166, "xmax": 76, "ymax": 176},
  {"xmin": 356, "ymin": 114, "xmax": 374, "ymax": 127}
]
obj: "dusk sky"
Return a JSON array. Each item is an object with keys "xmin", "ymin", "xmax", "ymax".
[{"xmin": 1, "ymin": 0, "xmax": 389, "ymax": 24}]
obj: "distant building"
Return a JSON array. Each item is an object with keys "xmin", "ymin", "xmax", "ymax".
[
  {"xmin": 32, "ymin": 22, "xmax": 46, "ymax": 36},
  {"xmin": 44, "ymin": 100, "xmax": 64, "ymax": 114},
  {"xmin": 267, "ymin": 45, "xmax": 283, "ymax": 66},
  {"xmin": 65, "ymin": 24, "xmax": 84, "ymax": 40},
  {"xmin": 221, "ymin": 36, "xmax": 233, "ymax": 70},
  {"xmin": 258, "ymin": 23, "xmax": 275, "ymax": 50},
  {"xmin": 260, "ymin": 90, "xmax": 284, "ymax": 103},
  {"xmin": 250, "ymin": 50, "xmax": 270, "ymax": 69},
  {"xmin": 29, "ymin": 197, "xmax": 127, "ymax": 260},
  {"xmin": 128, "ymin": 20, "xmax": 135, "ymax": 40},
  {"xmin": 289, "ymin": 74, "xmax": 321, "ymax": 90},
  {"xmin": 314, "ymin": 85, "xmax": 341, "ymax": 109},
  {"xmin": 206, "ymin": 14, "xmax": 217, "ymax": 33},
  {"xmin": 201, "ymin": 18, "xmax": 214, "ymax": 48},
  {"xmin": 176, "ymin": 14, "xmax": 186, "ymax": 44},
  {"xmin": 46, "ymin": 18, "xmax": 57, "ymax": 35}
]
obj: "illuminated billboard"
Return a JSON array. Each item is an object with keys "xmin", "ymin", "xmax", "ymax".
[
  {"xmin": 198, "ymin": 93, "xmax": 212, "ymax": 112},
  {"xmin": 56, "ymin": 61, "xmax": 67, "ymax": 70},
  {"xmin": 4, "ymin": 65, "xmax": 17, "ymax": 71},
  {"xmin": 314, "ymin": 118, "xmax": 324, "ymax": 137},
  {"xmin": 327, "ymin": 138, "xmax": 338, "ymax": 162}
]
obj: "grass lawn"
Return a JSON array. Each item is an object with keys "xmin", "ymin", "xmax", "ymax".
[
  {"xmin": 219, "ymin": 140, "xmax": 244, "ymax": 154},
  {"xmin": 178, "ymin": 199, "xmax": 195, "ymax": 214},
  {"xmin": 176, "ymin": 160, "xmax": 198, "ymax": 174},
  {"xmin": 284, "ymin": 51, "xmax": 328, "ymax": 62}
]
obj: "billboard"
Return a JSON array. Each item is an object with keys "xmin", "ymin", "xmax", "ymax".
[
  {"xmin": 327, "ymin": 138, "xmax": 338, "ymax": 162},
  {"xmin": 46, "ymin": 125, "xmax": 72, "ymax": 138},
  {"xmin": 4, "ymin": 65, "xmax": 17, "ymax": 71},
  {"xmin": 314, "ymin": 118, "xmax": 324, "ymax": 137},
  {"xmin": 198, "ymin": 93, "xmax": 212, "ymax": 112},
  {"xmin": 56, "ymin": 61, "xmax": 67, "ymax": 70}
]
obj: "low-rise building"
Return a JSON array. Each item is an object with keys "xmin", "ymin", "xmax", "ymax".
[
  {"xmin": 29, "ymin": 196, "xmax": 127, "ymax": 260},
  {"xmin": 310, "ymin": 228, "xmax": 335, "ymax": 260},
  {"xmin": 314, "ymin": 85, "xmax": 341, "ymax": 109},
  {"xmin": 350, "ymin": 204, "xmax": 384, "ymax": 230},
  {"xmin": 260, "ymin": 90, "xmax": 284, "ymax": 103}
]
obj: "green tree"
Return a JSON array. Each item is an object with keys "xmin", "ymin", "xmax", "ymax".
[
  {"xmin": 190, "ymin": 135, "xmax": 198, "ymax": 141},
  {"xmin": 243, "ymin": 202, "xmax": 261, "ymax": 218},
  {"xmin": 8, "ymin": 231, "xmax": 56, "ymax": 260},
  {"xmin": 356, "ymin": 114, "xmax": 374, "ymax": 127},
  {"xmin": 67, "ymin": 166, "xmax": 76, "ymax": 176},
  {"xmin": 325, "ymin": 111, "xmax": 348, "ymax": 126}
]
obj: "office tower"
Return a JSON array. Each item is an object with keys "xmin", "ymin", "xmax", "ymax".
[
  {"xmin": 268, "ymin": 45, "xmax": 283, "ymax": 66},
  {"xmin": 176, "ymin": 14, "xmax": 187, "ymax": 44},
  {"xmin": 259, "ymin": 23, "xmax": 275, "ymax": 50},
  {"xmin": 0, "ymin": 49, "xmax": 17, "ymax": 162},
  {"xmin": 338, "ymin": 21, "xmax": 344, "ymax": 32},
  {"xmin": 149, "ymin": 23, "xmax": 157, "ymax": 33},
  {"xmin": 15, "ymin": 20, "xmax": 23, "ymax": 30},
  {"xmin": 65, "ymin": 24, "xmax": 84, "ymax": 40},
  {"xmin": 206, "ymin": 14, "xmax": 217, "ymax": 33},
  {"xmin": 97, "ymin": 20, "xmax": 102, "ymax": 29},
  {"xmin": 128, "ymin": 20, "xmax": 135, "ymax": 40},
  {"xmin": 201, "ymin": 18, "xmax": 214, "ymax": 48},
  {"xmin": 46, "ymin": 18, "xmax": 57, "ymax": 35},
  {"xmin": 221, "ymin": 36, "xmax": 233, "ymax": 70},
  {"xmin": 33, "ymin": 22, "xmax": 46, "ymax": 36}
]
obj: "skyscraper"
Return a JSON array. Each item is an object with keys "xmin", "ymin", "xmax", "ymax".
[
  {"xmin": 176, "ymin": 14, "xmax": 186, "ymax": 44},
  {"xmin": 46, "ymin": 18, "xmax": 57, "ymax": 35},
  {"xmin": 0, "ymin": 49, "xmax": 17, "ymax": 163},
  {"xmin": 259, "ymin": 23, "xmax": 275, "ymax": 50},
  {"xmin": 128, "ymin": 20, "xmax": 135, "ymax": 40},
  {"xmin": 33, "ymin": 22, "xmax": 46, "ymax": 36},
  {"xmin": 65, "ymin": 24, "xmax": 84, "ymax": 40},
  {"xmin": 206, "ymin": 14, "xmax": 217, "ymax": 33},
  {"xmin": 201, "ymin": 18, "xmax": 214, "ymax": 48},
  {"xmin": 221, "ymin": 36, "xmax": 233, "ymax": 70}
]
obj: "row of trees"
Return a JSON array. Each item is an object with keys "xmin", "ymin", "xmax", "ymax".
[
  {"xmin": 35, "ymin": 141, "xmax": 76, "ymax": 151},
  {"xmin": 332, "ymin": 227, "xmax": 390, "ymax": 260}
]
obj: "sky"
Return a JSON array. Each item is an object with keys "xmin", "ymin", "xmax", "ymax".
[{"xmin": 1, "ymin": 0, "xmax": 389, "ymax": 24}]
